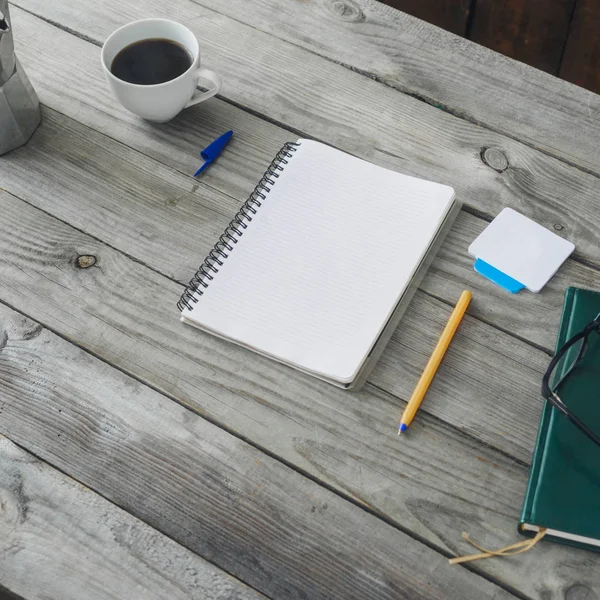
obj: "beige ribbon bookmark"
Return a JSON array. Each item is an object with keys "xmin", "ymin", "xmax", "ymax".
[{"xmin": 450, "ymin": 528, "xmax": 547, "ymax": 565}]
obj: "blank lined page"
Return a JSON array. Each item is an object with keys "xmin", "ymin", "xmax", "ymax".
[{"xmin": 182, "ymin": 140, "xmax": 455, "ymax": 382}]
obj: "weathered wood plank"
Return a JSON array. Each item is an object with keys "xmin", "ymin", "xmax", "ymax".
[
  {"xmin": 0, "ymin": 304, "xmax": 520, "ymax": 600},
  {"xmin": 0, "ymin": 437, "xmax": 266, "ymax": 600},
  {"xmin": 11, "ymin": 3, "xmax": 600, "ymax": 271},
  {"xmin": 0, "ymin": 109, "xmax": 552, "ymax": 462},
  {"xmin": 1, "ymin": 187, "xmax": 598, "ymax": 598},
  {"xmin": 2, "ymin": 96, "xmax": 599, "ymax": 467},
  {"xmin": 2, "ymin": 6, "xmax": 600, "ymax": 595},
  {"xmin": 5, "ymin": 9, "xmax": 600, "ymax": 350},
  {"xmin": 10, "ymin": 3, "xmax": 289, "ymax": 205},
  {"xmin": 125, "ymin": 0, "xmax": 600, "ymax": 173},
  {"xmin": 4, "ymin": 104, "xmax": 599, "ymax": 358},
  {"xmin": 186, "ymin": 0, "xmax": 600, "ymax": 175},
  {"xmin": 1, "ymin": 71, "xmax": 597, "ymax": 540}
]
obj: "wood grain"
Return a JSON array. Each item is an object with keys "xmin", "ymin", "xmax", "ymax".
[
  {"xmin": 0, "ymin": 110, "xmax": 552, "ymax": 463},
  {"xmin": 559, "ymin": 0, "xmax": 600, "ymax": 93},
  {"xmin": 378, "ymin": 0, "xmax": 472, "ymax": 35},
  {"xmin": 1, "ymin": 33, "xmax": 597, "ymax": 485},
  {"xmin": 469, "ymin": 0, "xmax": 575, "ymax": 74},
  {"xmin": 9, "ymin": 8, "xmax": 598, "ymax": 363},
  {"xmin": 2, "ymin": 4, "xmax": 600, "ymax": 596},
  {"xmin": 9, "ymin": 3, "xmax": 289, "ymax": 205},
  {"xmin": 0, "ymin": 437, "xmax": 266, "ymax": 600},
  {"xmin": 3, "ymin": 31, "xmax": 600, "ymax": 354},
  {"xmin": 2, "ymin": 94, "xmax": 600, "ymax": 463},
  {"xmin": 3, "ymin": 103, "xmax": 599, "ymax": 358},
  {"xmin": 1, "ymin": 187, "xmax": 599, "ymax": 598},
  {"xmin": 11, "ymin": 3, "xmax": 600, "ymax": 273},
  {"xmin": 0, "ymin": 304, "xmax": 519, "ymax": 600},
  {"xmin": 111, "ymin": 0, "xmax": 600, "ymax": 174}
]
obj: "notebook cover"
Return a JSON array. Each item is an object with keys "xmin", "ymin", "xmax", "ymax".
[{"xmin": 520, "ymin": 287, "xmax": 600, "ymax": 550}]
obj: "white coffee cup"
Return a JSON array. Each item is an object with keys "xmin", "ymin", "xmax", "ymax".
[{"xmin": 101, "ymin": 19, "xmax": 222, "ymax": 122}]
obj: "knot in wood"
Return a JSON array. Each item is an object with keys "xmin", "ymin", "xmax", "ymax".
[
  {"xmin": 0, "ymin": 485, "xmax": 26, "ymax": 529},
  {"xmin": 76, "ymin": 255, "xmax": 97, "ymax": 269},
  {"xmin": 324, "ymin": 0, "xmax": 365, "ymax": 22},
  {"xmin": 480, "ymin": 147, "xmax": 509, "ymax": 172},
  {"xmin": 565, "ymin": 584, "xmax": 598, "ymax": 600},
  {"xmin": 554, "ymin": 223, "xmax": 564, "ymax": 231}
]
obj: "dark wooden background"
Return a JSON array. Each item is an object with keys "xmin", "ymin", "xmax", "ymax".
[{"xmin": 382, "ymin": 0, "xmax": 600, "ymax": 94}]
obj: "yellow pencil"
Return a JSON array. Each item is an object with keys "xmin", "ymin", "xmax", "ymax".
[{"xmin": 398, "ymin": 290, "xmax": 472, "ymax": 435}]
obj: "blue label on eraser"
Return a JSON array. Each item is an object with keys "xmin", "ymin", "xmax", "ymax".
[{"xmin": 473, "ymin": 259, "xmax": 525, "ymax": 294}]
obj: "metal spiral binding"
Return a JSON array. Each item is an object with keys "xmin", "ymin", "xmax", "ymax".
[{"xmin": 178, "ymin": 142, "xmax": 300, "ymax": 311}]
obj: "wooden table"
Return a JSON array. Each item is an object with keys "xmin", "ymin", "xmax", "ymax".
[{"xmin": 1, "ymin": 1, "xmax": 600, "ymax": 598}]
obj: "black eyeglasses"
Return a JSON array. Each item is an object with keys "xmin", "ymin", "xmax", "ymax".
[{"xmin": 541, "ymin": 313, "xmax": 600, "ymax": 448}]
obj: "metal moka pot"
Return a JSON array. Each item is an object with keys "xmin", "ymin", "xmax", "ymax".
[{"xmin": 0, "ymin": 0, "xmax": 40, "ymax": 155}]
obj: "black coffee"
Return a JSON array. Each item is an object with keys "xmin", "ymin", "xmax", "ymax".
[{"xmin": 111, "ymin": 38, "xmax": 192, "ymax": 85}]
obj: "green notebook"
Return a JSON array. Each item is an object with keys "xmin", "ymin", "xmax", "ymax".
[{"xmin": 520, "ymin": 287, "xmax": 600, "ymax": 551}]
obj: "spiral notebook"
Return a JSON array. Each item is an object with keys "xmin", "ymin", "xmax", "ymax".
[{"xmin": 179, "ymin": 140, "xmax": 460, "ymax": 388}]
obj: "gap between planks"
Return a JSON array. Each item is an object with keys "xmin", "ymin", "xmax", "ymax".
[
  {"xmin": 1, "ymin": 149, "xmax": 597, "ymax": 595},
  {"xmin": 3, "ymin": 102, "xmax": 584, "ymax": 363},
  {"xmin": 1, "ymin": 102, "xmax": 593, "ymax": 467},
  {"xmin": 2, "ymin": 303, "xmax": 527, "ymax": 598},
  {"xmin": 0, "ymin": 186, "xmax": 561, "ymax": 597},
  {"xmin": 0, "ymin": 434, "xmax": 268, "ymax": 600},
  {"xmin": 183, "ymin": 0, "xmax": 600, "ymax": 179},
  {"xmin": 0, "ymin": 359, "xmax": 528, "ymax": 600},
  {"xmin": 10, "ymin": 0, "xmax": 600, "ymax": 184},
  {"xmin": 11, "ymin": 0, "xmax": 600, "ymax": 279}
]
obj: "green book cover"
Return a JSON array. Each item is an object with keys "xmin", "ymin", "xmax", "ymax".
[{"xmin": 520, "ymin": 287, "xmax": 600, "ymax": 550}]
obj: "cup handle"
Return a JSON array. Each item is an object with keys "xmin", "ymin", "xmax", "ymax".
[{"xmin": 185, "ymin": 68, "xmax": 222, "ymax": 107}]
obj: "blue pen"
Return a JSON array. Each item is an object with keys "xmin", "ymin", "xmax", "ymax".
[{"xmin": 194, "ymin": 130, "xmax": 233, "ymax": 176}]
